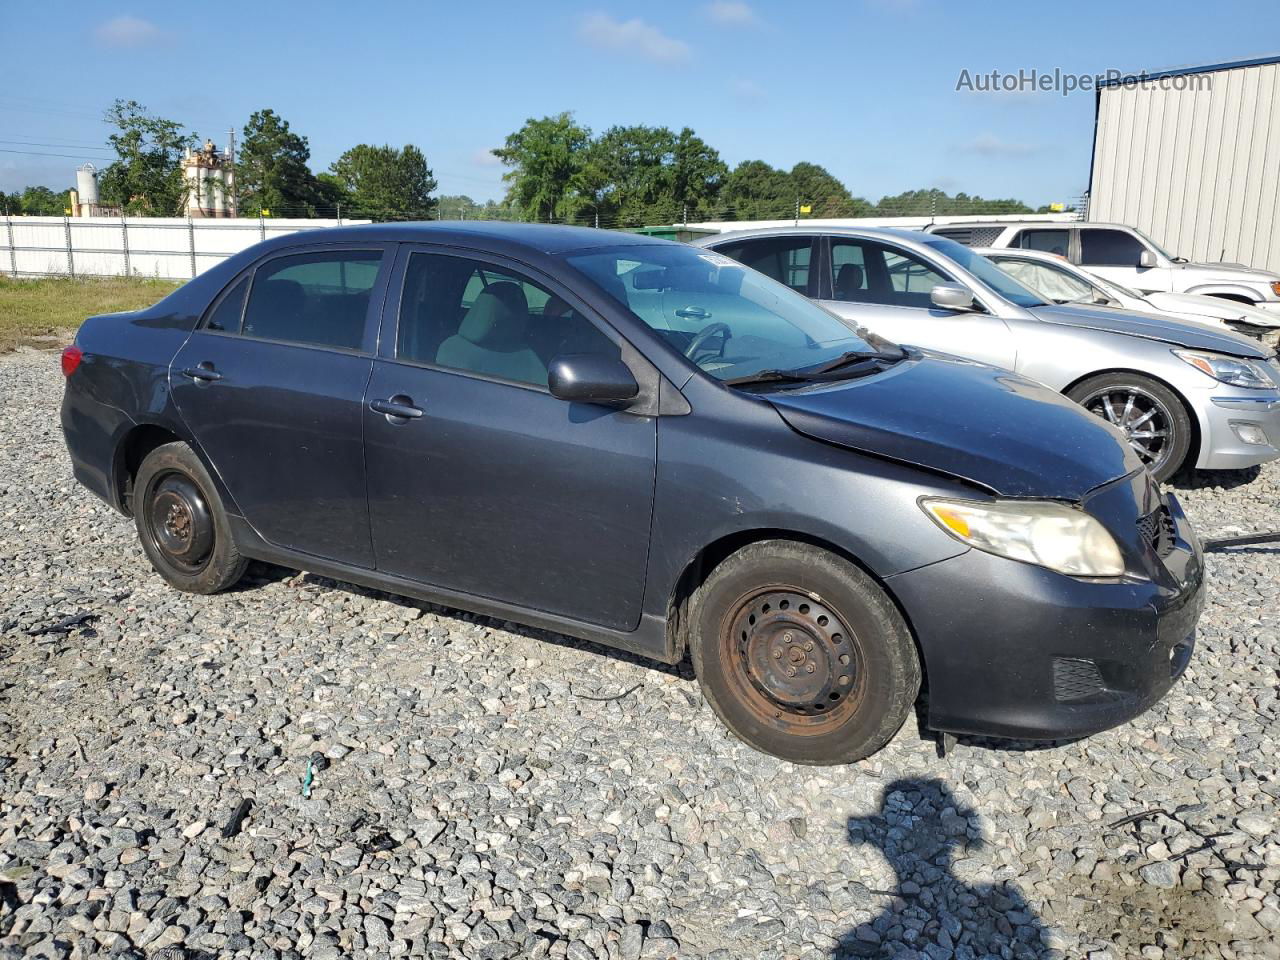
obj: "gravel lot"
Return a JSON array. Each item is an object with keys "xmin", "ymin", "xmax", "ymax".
[{"xmin": 2, "ymin": 346, "xmax": 1279, "ymax": 960}]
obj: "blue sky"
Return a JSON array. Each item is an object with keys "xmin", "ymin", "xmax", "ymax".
[{"xmin": 3, "ymin": 1, "xmax": 1278, "ymax": 207}]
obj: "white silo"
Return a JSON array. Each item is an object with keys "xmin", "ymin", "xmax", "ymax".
[{"xmin": 76, "ymin": 164, "xmax": 100, "ymax": 206}]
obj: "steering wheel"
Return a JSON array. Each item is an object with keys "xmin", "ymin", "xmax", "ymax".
[{"xmin": 683, "ymin": 321, "xmax": 732, "ymax": 361}]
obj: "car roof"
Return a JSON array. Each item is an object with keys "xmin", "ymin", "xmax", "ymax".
[
  {"xmin": 972, "ymin": 247, "xmax": 1071, "ymax": 262},
  {"xmin": 700, "ymin": 224, "xmax": 935, "ymax": 245},
  {"xmin": 927, "ymin": 221, "xmax": 1126, "ymax": 231},
  {"xmin": 265, "ymin": 221, "xmax": 667, "ymax": 257}
]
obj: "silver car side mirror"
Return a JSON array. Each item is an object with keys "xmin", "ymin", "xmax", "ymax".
[
  {"xmin": 1139, "ymin": 250, "xmax": 1158, "ymax": 269},
  {"xmin": 931, "ymin": 282, "xmax": 977, "ymax": 311}
]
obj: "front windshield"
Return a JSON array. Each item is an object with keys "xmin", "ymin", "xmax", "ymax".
[
  {"xmin": 917, "ymin": 236, "xmax": 1047, "ymax": 308},
  {"xmin": 1133, "ymin": 227, "xmax": 1180, "ymax": 261},
  {"xmin": 563, "ymin": 243, "xmax": 891, "ymax": 382}
]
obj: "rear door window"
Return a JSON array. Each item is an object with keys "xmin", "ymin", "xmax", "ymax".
[
  {"xmin": 1079, "ymin": 229, "xmax": 1146, "ymax": 267},
  {"xmin": 1013, "ymin": 229, "xmax": 1070, "ymax": 257},
  {"xmin": 711, "ymin": 236, "xmax": 814, "ymax": 294},
  {"xmin": 204, "ymin": 276, "xmax": 249, "ymax": 332},
  {"xmin": 242, "ymin": 250, "xmax": 383, "ymax": 349}
]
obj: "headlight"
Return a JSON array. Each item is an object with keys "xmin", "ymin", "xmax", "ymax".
[
  {"xmin": 920, "ymin": 498, "xmax": 1125, "ymax": 577},
  {"xmin": 1270, "ymin": 280, "xmax": 1280, "ymax": 298},
  {"xmin": 1174, "ymin": 349, "xmax": 1275, "ymax": 389}
]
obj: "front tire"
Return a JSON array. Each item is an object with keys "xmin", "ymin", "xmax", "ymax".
[
  {"xmin": 1066, "ymin": 373, "xmax": 1193, "ymax": 482},
  {"xmin": 133, "ymin": 441, "xmax": 247, "ymax": 594},
  {"xmin": 689, "ymin": 541, "xmax": 921, "ymax": 765}
]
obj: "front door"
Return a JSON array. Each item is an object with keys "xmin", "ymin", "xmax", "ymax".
[
  {"xmin": 170, "ymin": 245, "xmax": 391, "ymax": 567},
  {"xmin": 817, "ymin": 237, "xmax": 1017, "ymax": 370},
  {"xmin": 362, "ymin": 247, "xmax": 658, "ymax": 631},
  {"xmin": 1077, "ymin": 227, "xmax": 1171, "ymax": 294}
]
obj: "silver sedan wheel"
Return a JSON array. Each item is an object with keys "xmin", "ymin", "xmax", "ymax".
[{"xmin": 1078, "ymin": 384, "xmax": 1175, "ymax": 475}]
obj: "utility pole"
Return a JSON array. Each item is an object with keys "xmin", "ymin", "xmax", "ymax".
[{"xmin": 227, "ymin": 127, "xmax": 238, "ymax": 218}]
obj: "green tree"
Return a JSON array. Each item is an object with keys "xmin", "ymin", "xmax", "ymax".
[
  {"xmin": 493, "ymin": 112, "xmax": 592, "ymax": 222},
  {"xmin": 589, "ymin": 125, "xmax": 679, "ymax": 225},
  {"xmin": 329, "ymin": 144, "xmax": 437, "ymax": 219},
  {"xmin": 872, "ymin": 188, "xmax": 1034, "ymax": 217},
  {"xmin": 98, "ymin": 99, "xmax": 193, "ymax": 216},
  {"xmin": 237, "ymin": 109, "xmax": 324, "ymax": 217},
  {"xmin": 721, "ymin": 160, "xmax": 793, "ymax": 219},
  {"xmin": 669, "ymin": 128, "xmax": 727, "ymax": 220},
  {"xmin": 789, "ymin": 162, "xmax": 873, "ymax": 218},
  {"xmin": 7, "ymin": 186, "xmax": 69, "ymax": 215}
]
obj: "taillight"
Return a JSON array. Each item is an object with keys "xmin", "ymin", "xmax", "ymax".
[{"xmin": 61, "ymin": 345, "xmax": 83, "ymax": 377}]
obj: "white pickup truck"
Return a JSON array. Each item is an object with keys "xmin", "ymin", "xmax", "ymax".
[{"xmin": 924, "ymin": 220, "xmax": 1280, "ymax": 317}]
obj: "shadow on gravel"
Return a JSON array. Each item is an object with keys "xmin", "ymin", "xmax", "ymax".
[
  {"xmin": 1167, "ymin": 465, "xmax": 1261, "ymax": 492},
  {"xmin": 245, "ymin": 562, "xmax": 693, "ymax": 682},
  {"xmin": 832, "ymin": 779, "xmax": 1057, "ymax": 959}
]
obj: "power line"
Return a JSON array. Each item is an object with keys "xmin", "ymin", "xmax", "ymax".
[{"xmin": 0, "ymin": 147, "xmax": 114, "ymax": 160}]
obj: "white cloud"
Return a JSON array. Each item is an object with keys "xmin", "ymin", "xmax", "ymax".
[
  {"xmin": 705, "ymin": 1, "xmax": 759, "ymax": 26},
  {"xmin": 960, "ymin": 134, "xmax": 1040, "ymax": 157},
  {"xmin": 94, "ymin": 15, "xmax": 163, "ymax": 48},
  {"xmin": 472, "ymin": 148, "xmax": 502, "ymax": 167},
  {"xmin": 578, "ymin": 13, "xmax": 691, "ymax": 63},
  {"xmin": 731, "ymin": 78, "xmax": 766, "ymax": 103}
]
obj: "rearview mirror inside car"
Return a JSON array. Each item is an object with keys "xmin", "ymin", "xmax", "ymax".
[
  {"xmin": 930, "ymin": 282, "xmax": 976, "ymax": 311},
  {"xmin": 1139, "ymin": 250, "xmax": 1158, "ymax": 269},
  {"xmin": 548, "ymin": 354, "xmax": 639, "ymax": 406},
  {"xmin": 631, "ymin": 269, "xmax": 668, "ymax": 290}
]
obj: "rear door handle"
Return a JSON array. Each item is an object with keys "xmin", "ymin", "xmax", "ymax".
[
  {"xmin": 181, "ymin": 363, "xmax": 223, "ymax": 382},
  {"xmin": 370, "ymin": 396, "xmax": 423, "ymax": 422}
]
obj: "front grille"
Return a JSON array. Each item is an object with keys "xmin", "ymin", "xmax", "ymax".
[
  {"xmin": 1137, "ymin": 506, "xmax": 1177, "ymax": 558},
  {"xmin": 1052, "ymin": 657, "xmax": 1104, "ymax": 702}
]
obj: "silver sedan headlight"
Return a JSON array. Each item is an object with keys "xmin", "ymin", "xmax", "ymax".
[
  {"xmin": 1174, "ymin": 349, "xmax": 1276, "ymax": 389},
  {"xmin": 920, "ymin": 498, "xmax": 1125, "ymax": 577}
]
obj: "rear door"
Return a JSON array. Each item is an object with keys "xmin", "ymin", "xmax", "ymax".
[
  {"xmin": 170, "ymin": 245, "xmax": 392, "ymax": 567},
  {"xmin": 817, "ymin": 236, "xmax": 1016, "ymax": 369},
  {"xmin": 361, "ymin": 245, "xmax": 657, "ymax": 630}
]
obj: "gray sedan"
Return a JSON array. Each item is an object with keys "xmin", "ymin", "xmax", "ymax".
[{"xmin": 699, "ymin": 227, "xmax": 1280, "ymax": 481}]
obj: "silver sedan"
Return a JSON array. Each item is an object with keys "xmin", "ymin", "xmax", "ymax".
[{"xmin": 697, "ymin": 226, "xmax": 1280, "ymax": 481}]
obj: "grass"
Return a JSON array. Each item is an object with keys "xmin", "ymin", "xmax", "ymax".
[{"xmin": 0, "ymin": 275, "xmax": 179, "ymax": 352}]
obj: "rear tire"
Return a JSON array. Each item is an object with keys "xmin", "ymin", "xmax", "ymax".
[
  {"xmin": 133, "ymin": 441, "xmax": 247, "ymax": 594},
  {"xmin": 1066, "ymin": 372, "xmax": 1193, "ymax": 483},
  {"xmin": 689, "ymin": 540, "xmax": 920, "ymax": 765}
]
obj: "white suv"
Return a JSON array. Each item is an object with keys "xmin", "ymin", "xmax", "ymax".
[{"xmin": 924, "ymin": 220, "xmax": 1280, "ymax": 316}]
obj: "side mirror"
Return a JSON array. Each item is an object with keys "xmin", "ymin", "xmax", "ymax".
[
  {"xmin": 548, "ymin": 353, "xmax": 639, "ymax": 406},
  {"xmin": 930, "ymin": 282, "xmax": 977, "ymax": 311},
  {"xmin": 1139, "ymin": 250, "xmax": 1158, "ymax": 269}
]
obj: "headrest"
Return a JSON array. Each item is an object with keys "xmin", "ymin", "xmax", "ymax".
[
  {"xmin": 835, "ymin": 263, "xmax": 864, "ymax": 296},
  {"xmin": 458, "ymin": 281, "xmax": 529, "ymax": 349}
]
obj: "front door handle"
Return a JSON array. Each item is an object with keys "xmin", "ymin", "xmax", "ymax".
[
  {"xmin": 675, "ymin": 306, "xmax": 711, "ymax": 320},
  {"xmin": 370, "ymin": 396, "xmax": 423, "ymax": 422},
  {"xmin": 181, "ymin": 362, "xmax": 223, "ymax": 383}
]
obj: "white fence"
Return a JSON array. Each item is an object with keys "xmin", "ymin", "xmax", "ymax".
[
  {"xmin": 0, "ymin": 216, "xmax": 371, "ymax": 280},
  {"xmin": 688, "ymin": 212, "xmax": 1082, "ymax": 233}
]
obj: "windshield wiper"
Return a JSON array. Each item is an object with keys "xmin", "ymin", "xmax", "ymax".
[
  {"xmin": 802, "ymin": 348, "xmax": 905, "ymax": 375},
  {"xmin": 724, "ymin": 349, "xmax": 906, "ymax": 389},
  {"xmin": 723, "ymin": 369, "xmax": 815, "ymax": 387}
]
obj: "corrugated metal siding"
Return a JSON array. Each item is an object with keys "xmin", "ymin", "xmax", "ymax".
[{"xmin": 1090, "ymin": 61, "xmax": 1280, "ymax": 273}]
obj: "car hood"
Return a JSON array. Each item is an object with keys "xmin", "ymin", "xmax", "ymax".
[
  {"xmin": 1143, "ymin": 291, "xmax": 1280, "ymax": 328},
  {"xmin": 1178, "ymin": 261, "xmax": 1280, "ymax": 283},
  {"xmin": 767, "ymin": 353, "xmax": 1143, "ymax": 500},
  {"xmin": 1028, "ymin": 303, "xmax": 1270, "ymax": 358}
]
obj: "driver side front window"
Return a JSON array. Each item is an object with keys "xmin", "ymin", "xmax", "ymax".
[{"xmin": 830, "ymin": 240, "xmax": 952, "ymax": 309}]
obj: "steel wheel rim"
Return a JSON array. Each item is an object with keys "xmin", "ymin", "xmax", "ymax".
[
  {"xmin": 719, "ymin": 586, "xmax": 867, "ymax": 736},
  {"xmin": 146, "ymin": 471, "xmax": 215, "ymax": 573},
  {"xmin": 1080, "ymin": 385, "xmax": 1174, "ymax": 474}
]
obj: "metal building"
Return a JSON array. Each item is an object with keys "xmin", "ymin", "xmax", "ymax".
[{"xmin": 1088, "ymin": 54, "xmax": 1280, "ymax": 273}]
